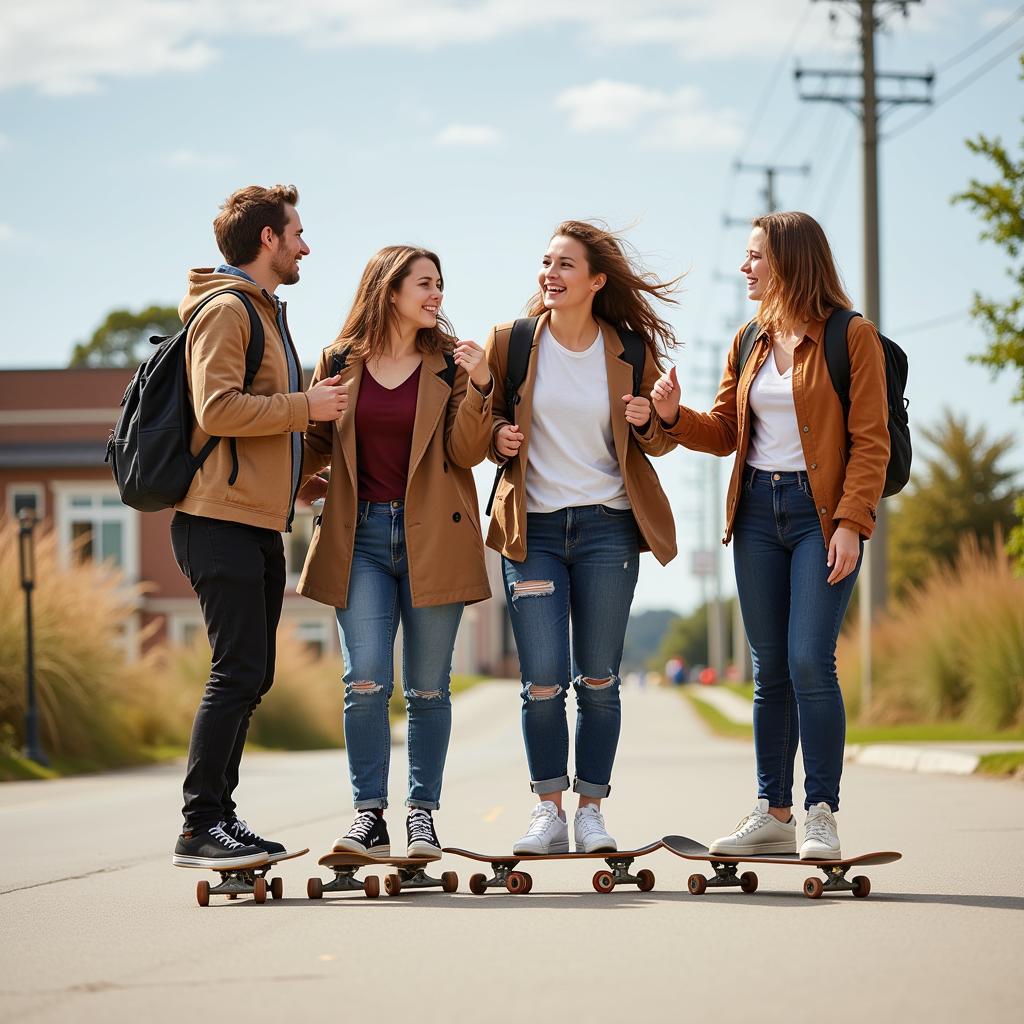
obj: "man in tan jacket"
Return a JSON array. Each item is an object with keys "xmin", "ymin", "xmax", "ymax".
[{"xmin": 170, "ymin": 185, "xmax": 347, "ymax": 871}]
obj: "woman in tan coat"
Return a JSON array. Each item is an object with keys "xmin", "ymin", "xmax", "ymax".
[
  {"xmin": 297, "ymin": 246, "xmax": 493, "ymax": 860},
  {"xmin": 652, "ymin": 212, "xmax": 889, "ymax": 861}
]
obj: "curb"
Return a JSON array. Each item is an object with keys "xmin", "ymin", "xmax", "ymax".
[{"xmin": 845, "ymin": 744, "xmax": 979, "ymax": 776}]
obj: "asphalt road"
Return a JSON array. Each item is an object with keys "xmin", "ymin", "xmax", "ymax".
[{"xmin": 3, "ymin": 680, "xmax": 1022, "ymax": 1023}]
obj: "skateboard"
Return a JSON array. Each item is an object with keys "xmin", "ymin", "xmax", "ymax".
[
  {"xmin": 662, "ymin": 835, "xmax": 902, "ymax": 899},
  {"xmin": 442, "ymin": 842, "xmax": 663, "ymax": 895},
  {"xmin": 181, "ymin": 848, "xmax": 309, "ymax": 907},
  {"xmin": 307, "ymin": 851, "xmax": 459, "ymax": 899}
]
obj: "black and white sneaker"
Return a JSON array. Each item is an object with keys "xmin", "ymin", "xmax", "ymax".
[
  {"xmin": 406, "ymin": 808, "xmax": 441, "ymax": 859},
  {"xmin": 172, "ymin": 822, "xmax": 268, "ymax": 870},
  {"xmin": 225, "ymin": 818, "xmax": 289, "ymax": 863},
  {"xmin": 332, "ymin": 809, "xmax": 390, "ymax": 857}
]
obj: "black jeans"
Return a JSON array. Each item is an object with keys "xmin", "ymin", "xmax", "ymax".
[{"xmin": 170, "ymin": 512, "xmax": 286, "ymax": 831}]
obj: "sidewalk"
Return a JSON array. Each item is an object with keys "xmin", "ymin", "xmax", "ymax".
[{"xmin": 687, "ymin": 684, "xmax": 1024, "ymax": 777}]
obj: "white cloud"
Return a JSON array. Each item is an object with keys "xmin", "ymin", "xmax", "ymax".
[
  {"xmin": 435, "ymin": 124, "xmax": 503, "ymax": 148},
  {"xmin": 556, "ymin": 80, "xmax": 742, "ymax": 151},
  {"xmin": 0, "ymin": 223, "xmax": 14, "ymax": 241}
]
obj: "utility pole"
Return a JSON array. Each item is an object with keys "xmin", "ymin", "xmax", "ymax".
[
  {"xmin": 795, "ymin": 0, "xmax": 932, "ymax": 707},
  {"xmin": 723, "ymin": 161, "xmax": 811, "ymax": 226}
]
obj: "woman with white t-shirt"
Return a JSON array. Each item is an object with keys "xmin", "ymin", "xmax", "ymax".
[
  {"xmin": 652, "ymin": 212, "xmax": 889, "ymax": 860},
  {"xmin": 484, "ymin": 220, "xmax": 680, "ymax": 855}
]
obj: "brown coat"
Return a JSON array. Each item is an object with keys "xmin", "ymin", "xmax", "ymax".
[
  {"xmin": 297, "ymin": 345, "xmax": 493, "ymax": 609},
  {"xmin": 666, "ymin": 315, "xmax": 890, "ymax": 546},
  {"xmin": 485, "ymin": 313, "xmax": 678, "ymax": 565},
  {"xmin": 174, "ymin": 269, "xmax": 311, "ymax": 532}
]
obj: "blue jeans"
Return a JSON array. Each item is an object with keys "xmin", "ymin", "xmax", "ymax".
[
  {"xmin": 335, "ymin": 501, "xmax": 464, "ymax": 810},
  {"xmin": 502, "ymin": 505, "xmax": 641, "ymax": 798},
  {"xmin": 733, "ymin": 468, "xmax": 862, "ymax": 812}
]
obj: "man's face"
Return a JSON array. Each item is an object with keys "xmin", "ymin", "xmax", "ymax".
[{"xmin": 270, "ymin": 205, "xmax": 310, "ymax": 286}]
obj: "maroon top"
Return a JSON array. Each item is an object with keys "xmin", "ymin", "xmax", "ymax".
[{"xmin": 355, "ymin": 364, "xmax": 421, "ymax": 501}]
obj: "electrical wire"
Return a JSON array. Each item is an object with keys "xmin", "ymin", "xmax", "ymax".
[{"xmin": 936, "ymin": 4, "xmax": 1024, "ymax": 75}]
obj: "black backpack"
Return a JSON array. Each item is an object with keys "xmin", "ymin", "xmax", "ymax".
[
  {"xmin": 484, "ymin": 318, "xmax": 647, "ymax": 515},
  {"xmin": 105, "ymin": 289, "xmax": 265, "ymax": 512},
  {"xmin": 738, "ymin": 309, "xmax": 911, "ymax": 498}
]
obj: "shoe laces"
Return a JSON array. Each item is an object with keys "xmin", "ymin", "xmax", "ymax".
[
  {"xmin": 576, "ymin": 808, "xmax": 609, "ymax": 840},
  {"xmin": 210, "ymin": 823, "xmax": 246, "ymax": 850},
  {"xmin": 731, "ymin": 808, "xmax": 774, "ymax": 839},
  {"xmin": 804, "ymin": 809, "xmax": 836, "ymax": 845},
  {"xmin": 346, "ymin": 810, "xmax": 380, "ymax": 842},
  {"xmin": 228, "ymin": 818, "xmax": 259, "ymax": 842},
  {"xmin": 524, "ymin": 802, "xmax": 560, "ymax": 837},
  {"xmin": 407, "ymin": 809, "xmax": 436, "ymax": 843}
]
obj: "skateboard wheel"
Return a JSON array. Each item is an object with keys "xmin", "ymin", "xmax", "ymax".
[
  {"xmin": 803, "ymin": 877, "xmax": 824, "ymax": 900},
  {"xmin": 469, "ymin": 873, "xmax": 488, "ymax": 895},
  {"xmin": 253, "ymin": 877, "xmax": 267, "ymax": 904},
  {"xmin": 592, "ymin": 870, "xmax": 615, "ymax": 894},
  {"xmin": 687, "ymin": 874, "xmax": 707, "ymax": 896},
  {"xmin": 441, "ymin": 871, "xmax": 459, "ymax": 894},
  {"xmin": 227, "ymin": 893, "xmax": 237, "ymax": 900},
  {"xmin": 196, "ymin": 880, "xmax": 210, "ymax": 907},
  {"xmin": 637, "ymin": 869, "xmax": 655, "ymax": 893},
  {"xmin": 385, "ymin": 873, "xmax": 402, "ymax": 896},
  {"xmin": 364, "ymin": 875, "xmax": 381, "ymax": 899},
  {"xmin": 521, "ymin": 872, "xmax": 534, "ymax": 894},
  {"xmin": 852, "ymin": 875, "xmax": 871, "ymax": 899},
  {"xmin": 270, "ymin": 876, "xmax": 284, "ymax": 901},
  {"xmin": 506, "ymin": 871, "xmax": 528, "ymax": 894},
  {"xmin": 307, "ymin": 876, "xmax": 323, "ymax": 900},
  {"xmin": 740, "ymin": 871, "xmax": 758, "ymax": 894}
]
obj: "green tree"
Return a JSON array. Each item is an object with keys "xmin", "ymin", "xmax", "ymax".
[
  {"xmin": 651, "ymin": 599, "xmax": 736, "ymax": 673},
  {"xmin": 888, "ymin": 410, "xmax": 1019, "ymax": 596},
  {"xmin": 69, "ymin": 305, "xmax": 181, "ymax": 367}
]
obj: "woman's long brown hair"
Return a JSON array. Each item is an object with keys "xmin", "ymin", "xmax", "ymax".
[
  {"xmin": 753, "ymin": 211, "xmax": 852, "ymax": 336},
  {"xmin": 334, "ymin": 245, "xmax": 456, "ymax": 361},
  {"xmin": 526, "ymin": 220, "xmax": 683, "ymax": 369}
]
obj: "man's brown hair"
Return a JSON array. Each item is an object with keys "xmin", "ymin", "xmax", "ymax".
[{"xmin": 213, "ymin": 184, "xmax": 299, "ymax": 266}]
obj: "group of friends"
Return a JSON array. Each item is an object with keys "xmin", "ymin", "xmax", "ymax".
[{"xmin": 167, "ymin": 184, "xmax": 890, "ymax": 876}]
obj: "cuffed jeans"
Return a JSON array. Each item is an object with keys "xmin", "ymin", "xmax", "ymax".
[
  {"xmin": 733, "ymin": 468, "xmax": 862, "ymax": 812},
  {"xmin": 170, "ymin": 512, "xmax": 285, "ymax": 831},
  {"xmin": 335, "ymin": 501, "xmax": 464, "ymax": 811},
  {"xmin": 502, "ymin": 504, "xmax": 641, "ymax": 798}
]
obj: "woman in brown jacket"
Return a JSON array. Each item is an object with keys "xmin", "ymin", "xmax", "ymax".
[
  {"xmin": 652, "ymin": 211, "xmax": 889, "ymax": 860},
  {"xmin": 297, "ymin": 246, "xmax": 493, "ymax": 860},
  {"xmin": 486, "ymin": 220, "xmax": 679, "ymax": 856}
]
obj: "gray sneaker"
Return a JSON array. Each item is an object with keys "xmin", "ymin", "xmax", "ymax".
[
  {"xmin": 709, "ymin": 799, "xmax": 797, "ymax": 856},
  {"xmin": 800, "ymin": 802, "xmax": 841, "ymax": 860}
]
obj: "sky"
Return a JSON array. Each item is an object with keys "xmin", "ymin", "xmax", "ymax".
[{"xmin": 1, "ymin": 0, "xmax": 1022, "ymax": 615}]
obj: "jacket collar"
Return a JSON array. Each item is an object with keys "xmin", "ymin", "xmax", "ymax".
[{"xmin": 755, "ymin": 316, "xmax": 827, "ymax": 347}]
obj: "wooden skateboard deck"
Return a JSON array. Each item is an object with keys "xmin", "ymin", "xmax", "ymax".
[
  {"xmin": 442, "ymin": 842, "xmax": 663, "ymax": 894},
  {"xmin": 181, "ymin": 847, "xmax": 309, "ymax": 907},
  {"xmin": 308, "ymin": 851, "xmax": 458, "ymax": 899},
  {"xmin": 662, "ymin": 835, "xmax": 902, "ymax": 899}
]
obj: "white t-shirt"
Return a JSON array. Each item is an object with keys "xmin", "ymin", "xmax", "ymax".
[
  {"xmin": 525, "ymin": 324, "xmax": 630, "ymax": 513},
  {"xmin": 745, "ymin": 349, "xmax": 807, "ymax": 471}
]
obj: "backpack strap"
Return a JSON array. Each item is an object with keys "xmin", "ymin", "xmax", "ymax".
[
  {"xmin": 737, "ymin": 320, "xmax": 761, "ymax": 378},
  {"xmin": 222, "ymin": 291, "xmax": 266, "ymax": 486},
  {"xmin": 329, "ymin": 344, "xmax": 353, "ymax": 378},
  {"xmin": 823, "ymin": 308, "xmax": 859, "ymax": 418},
  {"xmin": 438, "ymin": 350, "xmax": 457, "ymax": 389},
  {"xmin": 617, "ymin": 327, "xmax": 647, "ymax": 397}
]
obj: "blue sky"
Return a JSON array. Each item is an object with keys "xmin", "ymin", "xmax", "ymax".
[{"xmin": 1, "ymin": 0, "xmax": 1022, "ymax": 614}]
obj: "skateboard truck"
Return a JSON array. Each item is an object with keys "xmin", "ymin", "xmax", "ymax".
[
  {"xmin": 308, "ymin": 855, "xmax": 458, "ymax": 899},
  {"xmin": 689, "ymin": 860, "xmax": 760, "ymax": 895},
  {"xmin": 196, "ymin": 865, "xmax": 283, "ymax": 906},
  {"xmin": 469, "ymin": 853, "xmax": 656, "ymax": 895}
]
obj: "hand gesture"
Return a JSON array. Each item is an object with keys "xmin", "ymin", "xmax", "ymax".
[
  {"xmin": 622, "ymin": 393, "xmax": 651, "ymax": 430},
  {"xmin": 297, "ymin": 473, "xmax": 329, "ymax": 504},
  {"xmin": 651, "ymin": 365, "xmax": 681, "ymax": 424},
  {"xmin": 306, "ymin": 374, "xmax": 349, "ymax": 422},
  {"xmin": 495, "ymin": 424, "xmax": 524, "ymax": 459},
  {"xmin": 453, "ymin": 339, "xmax": 491, "ymax": 389}
]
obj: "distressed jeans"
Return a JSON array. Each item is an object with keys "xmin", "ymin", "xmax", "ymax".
[
  {"xmin": 502, "ymin": 504, "xmax": 641, "ymax": 798},
  {"xmin": 335, "ymin": 501, "xmax": 464, "ymax": 810},
  {"xmin": 733, "ymin": 468, "xmax": 862, "ymax": 812}
]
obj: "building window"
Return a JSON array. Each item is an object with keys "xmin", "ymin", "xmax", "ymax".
[
  {"xmin": 7, "ymin": 483, "xmax": 44, "ymax": 520},
  {"xmin": 169, "ymin": 615, "xmax": 204, "ymax": 648},
  {"xmin": 52, "ymin": 484, "xmax": 139, "ymax": 582},
  {"xmin": 294, "ymin": 618, "xmax": 331, "ymax": 659}
]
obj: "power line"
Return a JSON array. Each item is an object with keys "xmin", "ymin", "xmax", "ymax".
[
  {"xmin": 937, "ymin": 4, "xmax": 1024, "ymax": 75},
  {"xmin": 891, "ymin": 308, "xmax": 971, "ymax": 335}
]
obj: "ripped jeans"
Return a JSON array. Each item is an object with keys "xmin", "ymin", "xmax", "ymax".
[
  {"xmin": 335, "ymin": 501, "xmax": 464, "ymax": 810},
  {"xmin": 502, "ymin": 504, "xmax": 641, "ymax": 798}
]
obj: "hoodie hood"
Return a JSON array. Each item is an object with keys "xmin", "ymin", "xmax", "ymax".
[{"xmin": 179, "ymin": 267, "xmax": 272, "ymax": 323}]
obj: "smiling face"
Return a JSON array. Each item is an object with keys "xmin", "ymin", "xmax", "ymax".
[
  {"xmin": 391, "ymin": 255, "xmax": 443, "ymax": 331},
  {"xmin": 269, "ymin": 204, "xmax": 310, "ymax": 286},
  {"xmin": 539, "ymin": 234, "xmax": 606, "ymax": 312},
  {"xmin": 740, "ymin": 226, "xmax": 770, "ymax": 302}
]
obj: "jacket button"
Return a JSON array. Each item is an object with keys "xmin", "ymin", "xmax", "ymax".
[
  {"xmin": 802, "ymin": 425, "xmax": 810, "ymax": 433},
  {"xmin": 443, "ymin": 461, "xmax": 449, "ymax": 473},
  {"xmin": 810, "ymin": 463, "xmax": 817, "ymax": 470},
  {"xmin": 819, "ymin": 507, "xmax": 827, "ymax": 515},
  {"xmin": 452, "ymin": 512, "xmax": 461, "ymax": 523}
]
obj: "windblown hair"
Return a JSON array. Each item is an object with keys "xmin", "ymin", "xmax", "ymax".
[
  {"xmin": 752, "ymin": 211, "xmax": 852, "ymax": 336},
  {"xmin": 526, "ymin": 220, "xmax": 682, "ymax": 369},
  {"xmin": 213, "ymin": 184, "xmax": 299, "ymax": 266},
  {"xmin": 335, "ymin": 246, "xmax": 456, "ymax": 361}
]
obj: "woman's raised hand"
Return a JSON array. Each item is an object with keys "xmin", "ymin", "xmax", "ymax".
[
  {"xmin": 453, "ymin": 339, "xmax": 491, "ymax": 389},
  {"xmin": 651, "ymin": 365, "xmax": 681, "ymax": 425},
  {"xmin": 495, "ymin": 424, "xmax": 524, "ymax": 458},
  {"xmin": 621, "ymin": 393, "xmax": 652, "ymax": 430}
]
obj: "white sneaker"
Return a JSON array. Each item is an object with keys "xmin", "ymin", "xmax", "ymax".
[
  {"xmin": 574, "ymin": 805, "xmax": 617, "ymax": 853},
  {"xmin": 512, "ymin": 801, "xmax": 569, "ymax": 855},
  {"xmin": 800, "ymin": 802, "xmax": 841, "ymax": 860},
  {"xmin": 708, "ymin": 798, "xmax": 797, "ymax": 856}
]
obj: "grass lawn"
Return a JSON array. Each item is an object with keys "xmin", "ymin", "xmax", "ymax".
[{"xmin": 976, "ymin": 751, "xmax": 1024, "ymax": 778}]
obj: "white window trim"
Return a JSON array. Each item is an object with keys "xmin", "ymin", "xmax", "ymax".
[
  {"xmin": 168, "ymin": 613, "xmax": 204, "ymax": 648},
  {"xmin": 7, "ymin": 482, "xmax": 45, "ymax": 520},
  {"xmin": 50, "ymin": 481, "xmax": 140, "ymax": 583}
]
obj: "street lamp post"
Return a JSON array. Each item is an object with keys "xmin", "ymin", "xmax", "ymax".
[{"xmin": 18, "ymin": 509, "xmax": 48, "ymax": 766}]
